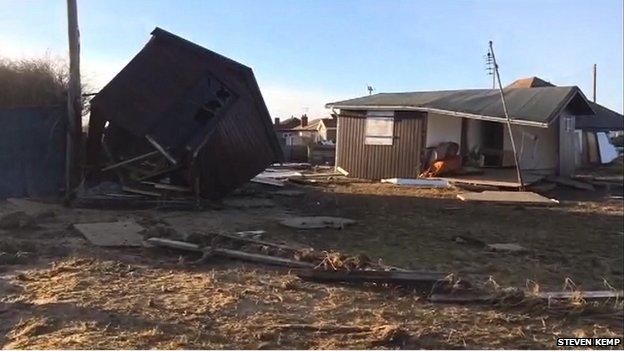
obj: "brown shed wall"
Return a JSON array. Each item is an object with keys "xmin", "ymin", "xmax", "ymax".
[{"xmin": 336, "ymin": 110, "xmax": 425, "ymax": 179}]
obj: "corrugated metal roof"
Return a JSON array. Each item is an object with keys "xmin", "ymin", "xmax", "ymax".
[
  {"xmin": 505, "ymin": 76, "xmax": 623, "ymax": 131},
  {"xmin": 326, "ymin": 86, "xmax": 593, "ymax": 126},
  {"xmin": 576, "ymin": 102, "xmax": 624, "ymax": 131}
]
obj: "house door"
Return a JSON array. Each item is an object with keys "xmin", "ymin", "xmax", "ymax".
[{"xmin": 481, "ymin": 121, "xmax": 504, "ymax": 166}]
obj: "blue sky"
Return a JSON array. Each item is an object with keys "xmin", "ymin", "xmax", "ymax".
[{"xmin": 1, "ymin": 0, "xmax": 622, "ymax": 117}]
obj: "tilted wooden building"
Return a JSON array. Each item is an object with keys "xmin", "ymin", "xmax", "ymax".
[{"xmin": 87, "ymin": 28, "xmax": 282, "ymax": 199}]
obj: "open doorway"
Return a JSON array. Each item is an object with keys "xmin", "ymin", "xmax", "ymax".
[{"xmin": 481, "ymin": 121, "xmax": 504, "ymax": 166}]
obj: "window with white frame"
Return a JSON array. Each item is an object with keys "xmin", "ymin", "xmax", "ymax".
[{"xmin": 365, "ymin": 111, "xmax": 394, "ymax": 145}]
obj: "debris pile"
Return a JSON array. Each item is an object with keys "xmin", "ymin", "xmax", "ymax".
[
  {"xmin": 144, "ymin": 228, "xmax": 447, "ymax": 292},
  {"xmin": 84, "ymin": 28, "xmax": 282, "ymax": 203}
]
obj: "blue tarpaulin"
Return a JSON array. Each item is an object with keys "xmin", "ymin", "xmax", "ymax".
[{"xmin": 0, "ymin": 106, "xmax": 66, "ymax": 198}]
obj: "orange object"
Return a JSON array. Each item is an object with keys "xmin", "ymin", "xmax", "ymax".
[{"xmin": 420, "ymin": 155, "xmax": 462, "ymax": 177}]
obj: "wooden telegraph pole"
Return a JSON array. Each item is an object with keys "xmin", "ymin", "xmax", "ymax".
[
  {"xmin": 65, "ymin": 0, "xmax": 81, "ymax": 203},
  {"xmin": 593, "ymin": 64, "xmax": 597, "ymax": 103},
  {"xmin": 488, "ymin": 41, "xmax": 525, "ymax": 190}
]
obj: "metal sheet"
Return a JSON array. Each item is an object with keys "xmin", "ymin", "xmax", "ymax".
[
  {"xmin": 0, "ymin": 106, "xmax": 66, "ymax": 198},
  {"xmin": 74, "ymin": 221, "xmax": 145, "ymax": 247}
]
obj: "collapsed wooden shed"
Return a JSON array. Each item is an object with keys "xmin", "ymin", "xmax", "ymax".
[{"xmin": 86, "ymin": 28, "xmax": 282, "ymax": 199}]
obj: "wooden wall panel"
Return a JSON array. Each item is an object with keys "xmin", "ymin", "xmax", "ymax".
[{"xmin": 336, "ymin": 110, "xmax": 425, "ymax": 179}]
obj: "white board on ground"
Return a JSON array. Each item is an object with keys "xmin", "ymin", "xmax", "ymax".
[
  {"xmin": 256, "ymin": 170, "xmax": 303, "ymax": 179},
  {"xmin": 250, "ymin": 177, "xmax": 284, "ymax": 187},
  {"xmin": 596, "ymin": 132, "xmax": 619, "ymax": 164},
  {"xmin": 74, "ymin": 221, "xmax": 145, "ymax": 247},
  {"xmin": 280, "ymin": 216, "xmax": 356, "ymax": 229},
  {"xmin": 336, "ymin": 167, "xmax": 349, "ymax": 176},
  {"xmin": 457, "ymin": 191, "xmax": 559, "ymax": 205},
  {"xmin": 381, "ymin": 178, "xmax": 450, "ymax": 188}
]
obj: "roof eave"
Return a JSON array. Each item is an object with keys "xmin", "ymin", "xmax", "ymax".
[
  {"xmin": 544, "ymin": 88, "xmax": 595, "ymax": 126},
  {"xmin": 326, "ymin": 104, "xmax": 549, "ymax": 128}
]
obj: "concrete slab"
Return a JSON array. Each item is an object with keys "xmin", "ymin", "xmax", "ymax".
[
  {"xmin": 6, "ymin": 198, "xmax": 62, "ymax": 217},
  {"xmin": 73, "ymin": 221, "xmax": 145, "ymax": 247},
  {"xmin": 457, "ymin": 191, "xmax": 559, "ymax": 205}
]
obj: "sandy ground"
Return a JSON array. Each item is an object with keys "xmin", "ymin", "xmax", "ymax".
[{"xmin": 0, "ymin": 178, "xmax": 622, "ymax": 349}]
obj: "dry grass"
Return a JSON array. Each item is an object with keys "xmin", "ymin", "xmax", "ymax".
[
  {"xmin": 0, "ymin": 57, "xmax": 68, "ymax": 108},
  {"xmin": 1, "ymin": 255, "xmax": 621, "ymax": 349},
  {"xmin": 265, "ymin": 180, "xmax": 623, "ymax": 291},
  {"xmin": 0, "ymin": 178, "xmax": 621, "ymax": 349}
]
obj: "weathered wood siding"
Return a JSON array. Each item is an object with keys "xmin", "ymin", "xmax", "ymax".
[{"xmin": 336, "ymin": 110, "xmax": 425, "ymax": 179}]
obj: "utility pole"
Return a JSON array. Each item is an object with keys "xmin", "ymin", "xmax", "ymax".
[
  {"xmin": 488, "ymin": 41, "xmax": 525, "ymax": 190},
  {"xmin": 65, "ymin": 0, "xmax": 81, "ymax": 203},
  {"xmin": 592, "ymin": 64, "xmax": 597, "ymax": 103},
  {"xmin": 485, "ymin": 52, "xmax": 495, "ymax": 88}
]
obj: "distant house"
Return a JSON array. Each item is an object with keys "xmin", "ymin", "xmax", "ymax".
[
  {"xmin": 274, "ymin": 116, "xmax": 302, "ymax": 146},
  {"xmin": 326, "ymin": 77, "xmax": 623, "ymax": 184},
  {"xmin": 273, "ymin": 115, "xmax": 338, "ymax": 163},
  {"xmin": 293, "ymin": 117, "xmax": 337, "ymax": 144}
]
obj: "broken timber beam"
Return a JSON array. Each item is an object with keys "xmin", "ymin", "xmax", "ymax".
[
  {"xmin": 295, "ymin": 268, "xmax": 445, "ymax": 288},
  {"xmin": 146, "ymin": 134, "xmax": 178, "ymax": 165},
  {"xmin": 215, "ymin": 248, "xmax": 314, "ymax": 268},
  {"xmin": 121, "ymin": 186, "xmax": 162, "ymax": 197},
  {"xmin": 145, "ymin": 237, "xmax": 314, "ymax": 268},
  {"xmin": 215, "ymin": 232, "xmax": 301, "ymax": 251},
  {"xmin": 101, "ymin": 150, "xmax": 161, "ymax": 171},
  {"xmin": 535, "ymin": 290, "xmax": 623, "ymax": 301}
]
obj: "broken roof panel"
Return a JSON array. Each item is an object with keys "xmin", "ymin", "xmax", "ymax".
[
  {"xmin": 326, "ymin": 86, "xmax": 593, "ymax": 126},
  {"xmin": 505, "ymin": 76, "xmax": 623, "ymax": 131},
  {"xmin": 576, "ymin": 102, "xmax": 624, "ymax": 131}
]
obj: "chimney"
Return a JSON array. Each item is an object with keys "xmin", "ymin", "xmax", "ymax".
[
  {"xmin": 301, "ymin": 114, "xmax": 308, "ymax": 127},
  {"xmin": 274, "ymin": 117, "xmax": 280, "ymax": 126}
]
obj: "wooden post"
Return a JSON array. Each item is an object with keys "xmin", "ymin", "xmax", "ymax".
[
  {"xmin": 593, "ymin": 64, "xmax": 597, "ymax": 103},
  {"xmin": 488, "ymin": 41, "xmax": 525, "ymax": 190},
  {"xmin": 65, "ymin": 0, "xmax": 81, "ymax": 203}
]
